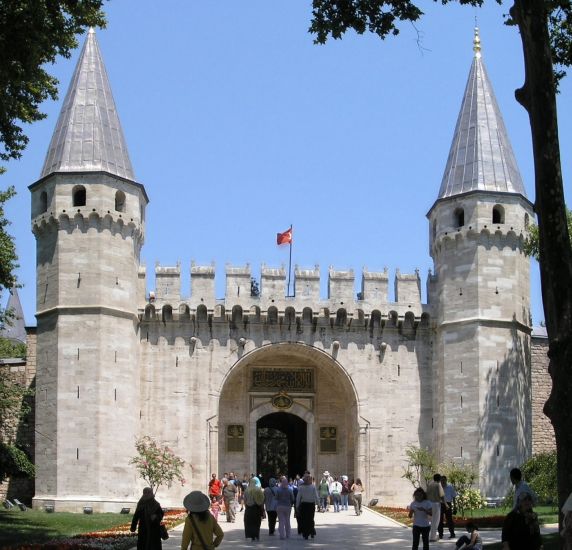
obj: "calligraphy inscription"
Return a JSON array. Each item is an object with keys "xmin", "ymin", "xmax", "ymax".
[{"xmin": 251, "ymin": 368, "xmax": 314, "ymax": 392}]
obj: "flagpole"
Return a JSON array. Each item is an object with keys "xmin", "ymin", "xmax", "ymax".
[{"xmin": 287, "ymin": 224, "xmax": 293, "ymax": 297}]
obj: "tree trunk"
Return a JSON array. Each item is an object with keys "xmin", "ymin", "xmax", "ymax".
[{"xmin": 512, "ymin": 0, "xmax": 572, "ymax": 536}]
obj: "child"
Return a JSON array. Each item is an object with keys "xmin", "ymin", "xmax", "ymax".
[
  {"xmin": 408, "ymin": 487, "xmax": 433, "ymax": 550},
  {"xmin": 210, "ymin": 495, "xmax": 221, "ymax": 520},
  {"xmin": 455, "ymin": 522, "xmax": 482, "ymax": 549}
]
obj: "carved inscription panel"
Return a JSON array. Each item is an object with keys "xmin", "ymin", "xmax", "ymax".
[{"xmin": 251, "ymin": 368, "xmax": 315, "ymax": 392}]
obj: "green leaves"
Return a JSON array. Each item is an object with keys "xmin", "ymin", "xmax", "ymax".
[
  {"xmin": 310, "ymin": 0, "xmax": 423, "ymax": 44},
  {"xmin": 0, "ymin": 0, "xmax": 107, "ymax": 161},
  {"xmin": 130, "ymin": 436, "xmax": 186, "ymax": 496}
]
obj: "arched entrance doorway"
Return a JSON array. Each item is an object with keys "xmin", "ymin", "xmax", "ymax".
[
  {"xmin": 256, "ymin": 412, "xmax": 306, "ymax": 482},
  {"xmin": 216, "ymin": 342, "xmax": 360, "ymax": 484}
]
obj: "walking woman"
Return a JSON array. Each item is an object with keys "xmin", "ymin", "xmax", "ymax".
[
  {"xmin": 130, "ymin": 487, "xmax": 164, "ymax": 550},
  {"xmin": 275, "ymin": 476, "xmax": 295, "ymax": 540},
  {"xmin": 352, "ymin": 478, "xmax": 365, "ymax": 515},
  {"xmin": 181, "ymin": 490, "xmax": 224, "ymax": 550},
  {"xmin": 263, "ymin": 477, "xmax": 279, "ymax": 535},
  {"xmin": 244, "ymin": 476, "xmax": 265, "ymax": 541},
  {"xmin": 296, "ymin": 473, "xmax": 320, "ymax": 540}
]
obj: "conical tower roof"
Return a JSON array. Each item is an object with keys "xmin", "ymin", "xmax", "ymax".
[
  {"xmin": 437, "ymin": 28, "xmax": 526, "ymax": 199},
  {"xmin": 0, "ymin": 287, "xmax": 26, "ymax": 343},
  {"xmin": 40, "ymin": 28, "xmax": 135, "ymax": 180}
]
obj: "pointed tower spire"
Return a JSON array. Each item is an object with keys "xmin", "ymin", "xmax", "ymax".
[
  {"xmin": 437, "ymin": 28, "xmax": 526, "ymax": 199},
  {"xmin": 0, "ymin": 287, "xmax": 26, "ymax": 343},
  {"xmin": 41, "ymin": 28, "xmax": 135, "ymax": 180}
]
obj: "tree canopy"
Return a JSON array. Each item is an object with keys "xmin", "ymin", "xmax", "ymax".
[{"xmin": 0, "ymin": 0, "xmax": 106, "ymax": 163}]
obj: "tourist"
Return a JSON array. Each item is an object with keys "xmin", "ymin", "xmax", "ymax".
[
  {"xmin": 209, "ymin": 496, "xmax": 221, "ymax": 520},
  {"xmin": 439, "ymin": 475, "xmax": 457, "ymax": 539},
  {"xmin": 408, "ymin": 487, "xmax": 432, "ymax": 550},
  {"xmin": 562, "ymin": 491, "xmax": 572, "ymax": 550},
  {"xmin": 181, "ymin": 490, "xmax": 224, "ymax": 550},
  {"xmin": 276, "ymin": 476, "xmax": 295, "ymax": 540},
  {"xmin": 296, "ymin": 473, "xmax": 320, "ymax": 539},
  {"xmin": 240, "ymin": 474, "xmax": 249, "ymax": 512},
  {"xmin": 331, "ymin": 476, "xmax": 343, "ymax": 512},
  {"xmin": 426, "ymin": 474, "xmax": 445, "ymax": 541},
  {"xmin": 455, "ymin": 522, "xmax": 482, "ymax": 549},
  {"xmin": 208, "ymin": 473, "xmax": 222, "ymax": 503},
  {"xmin": 263, "ymin": 477, "xmax": 279, "ymax": 536},
  {"xmin": 130, "ymin": 487, "xmax": 164, "ymax": 550},
  {"xmin": 501, "ymin": 492, "xmax": 542, "ymax": 550},
  {"xmin": 244, "ymin": 476, "xmax": 265, "ymax": 541},
  {"xmin": 509, "ymin": 468, "xmax": 538, "ymax": 510},
  {"xmin": 341, "ymin": 475, "xmax": 350, "ymax": 511},
  {"xmin": 351, "ymin": 478, "xmax": 365, "ymax": 516},
  {"xmin": 222, "ymin": 477, "xmax": 238, "ymax": 523},
  {"xmin": 318, "ymin": 473, "xmax": 330, "ymax": 512}
]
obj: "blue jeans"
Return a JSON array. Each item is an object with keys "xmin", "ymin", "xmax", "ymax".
[
  {"xmin": 319, "ymin": 496, "xmax": 328, "ymax": 511},
  {"xmin": 341, "ymin": 494, "xmax": 349, "ymax": 510},
  {"xmin": 332, "ymin": 493, "xmax": 341, "ymax": 512}
]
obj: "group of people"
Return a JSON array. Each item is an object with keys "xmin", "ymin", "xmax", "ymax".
[
  {"xmin": 129, "ymin": 465, "xmax": 572, "ymax": 550},
  {"xmin": 407, "ymin": 467, "xmax": 565, "ymax": 550}
]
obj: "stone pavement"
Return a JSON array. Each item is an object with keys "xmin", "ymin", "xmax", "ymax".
[{"xmin": 162, "ymin": 506, "xmax": 558, "ymax": 549}]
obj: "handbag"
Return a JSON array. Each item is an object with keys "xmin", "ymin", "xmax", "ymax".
[{"xmin": 159, "ymin": 523, "xmax": 169, "ymax": 540}]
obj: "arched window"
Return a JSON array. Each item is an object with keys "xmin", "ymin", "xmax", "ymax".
[
  {"xmin": 232, "ymin": 305, "xmax": 243, "ymax": 327},
  {"xmin": 115, "ymin": 190, "xmax": 126, "ymax": 212},
  {"xmin": 284, "ymin": 307, "xmax": 296, "ymax": 325},
  {"xmin": 72, "ymin": 185, "xmax": 86, "ymax": 207},
  {"xmin": 40, "ymin": 191, "xmax": 48, "ymax": 213},
  {"xmin": 196, "ymin": 304, "xmax": 208, "ymax": 323},
  {"xmin": 492, "ymin": 205, "xmax": 505, "ymax": 224},
  {"xmin": 302, "ymin": 307, "xmax": 313, "ymax": 324},
  {"xmin": 268, "ymin": 306, "xmax": 278, "ymax": 324},
  {"xmin": 335, "ymin": 308, "xmax": 347, "ymax": 327},
  {"xmin": 162, "ymin": 305, "xmax": 173, "ymax": 322},
  {"xmin": 453, "ymin": 207, "xmax": 464, "ymax": 228},
  {"xmin": 524, "ymin": 213, "xmax": 530, "ymax": 230}
]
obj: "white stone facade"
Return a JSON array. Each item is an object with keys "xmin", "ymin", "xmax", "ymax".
[{"xmin": 28, "ymin": 29, "xmax": 542, "ymax": 512}]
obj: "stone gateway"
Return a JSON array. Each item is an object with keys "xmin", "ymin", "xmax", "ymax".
[{"xmin": 29, "ymin": 28, "xmax": 543, "ymax": 512}]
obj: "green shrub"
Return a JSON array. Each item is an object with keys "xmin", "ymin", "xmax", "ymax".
[
  {"xmin": 456, "ymin": 488, "xmax": 486, "ymax": 516},
  {"xmin": 520, "ymin": 451, "xmax": 557, "ymax": 505}
]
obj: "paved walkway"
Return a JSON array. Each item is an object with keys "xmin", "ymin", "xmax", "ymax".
[{"xmin": 163, "ymin": 507, "xmax": 558, "ymax": 549}]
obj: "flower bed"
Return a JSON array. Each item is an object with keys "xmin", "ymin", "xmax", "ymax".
[
  {"xmin": 7, "ymin": 509, "xmax": 188, "ymax": 550},
  {"xmin": 372, "ymin": 506, "xmax": 507, "ymax": 529}
]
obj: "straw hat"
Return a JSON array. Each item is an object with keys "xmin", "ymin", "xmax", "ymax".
[
  {"xmin": 183, "ymin": 491, "xmax": 210, "ymax": 513},
  {"xmin": 323, "ymin": 471, "xmax": 330, "ymax": 476}
]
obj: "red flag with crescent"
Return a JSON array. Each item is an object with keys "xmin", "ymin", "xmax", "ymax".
[{"xmin": 276, "ymin": 227, "xmax": 292, "ymax": 245}]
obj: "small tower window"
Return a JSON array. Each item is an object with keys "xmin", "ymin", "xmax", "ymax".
[
  {"xmin": 432, "ymin": 220, "xmax": 437, "ymax": 240},
  {"xmin": 454, "ymin": 207, "xmax": 464, "ymax": 228},
  {"xmin": 72, "ymin": 185, "xmax": 86, "ymax": 207},
  {"xmin": 492, "ymin": 205, "xmax": 505, "ymax": 224},
  {"xmin": 115, "ymin": 190, "xmax": 126, "ymax": 212},
  {"xmin": 524, "ymin": 213, "xmax": 530, "ymax": 229},
  {"xmin": 40, "ymin": 191, "xmax": 48, "ymax": 214}
]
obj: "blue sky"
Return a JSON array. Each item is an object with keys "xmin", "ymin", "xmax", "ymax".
[{"xmin": 3, "ymin": 0, "xmax": 571, "ymax": 325}]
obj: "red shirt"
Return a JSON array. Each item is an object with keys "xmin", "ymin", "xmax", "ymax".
[{"xmin": 208, "ymin": 478, "xmax": 222, "ymax": 496}]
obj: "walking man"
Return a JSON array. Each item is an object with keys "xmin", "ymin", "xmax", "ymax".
[
  {"xmin": 438, "ymin": 475, "xmax": 456, "ymax": 539},
  {"xmin": 426, "ymin": 473, "xmax": 445, "ymax": 542}
]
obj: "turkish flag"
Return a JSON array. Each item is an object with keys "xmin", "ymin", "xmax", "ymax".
[{"xmin": 276, "ymin": 227, "xmax": 292, "ymax": 245}]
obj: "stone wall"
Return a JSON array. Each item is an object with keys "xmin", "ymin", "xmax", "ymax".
[
  {"xmin": 0, "ymin": 328, "xmax": 36, "ymax": 504},
  {"xmin": 531, "ymin": 334, "xmax": 555, "ymax": 455}
]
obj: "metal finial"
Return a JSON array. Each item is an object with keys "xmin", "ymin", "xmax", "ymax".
[{"xmin": 473, "ymin": 26, "xmax": 482, "ymax": 58}]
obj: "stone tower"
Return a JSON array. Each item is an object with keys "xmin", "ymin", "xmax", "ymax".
[
  {"xmin": 428, "ymin": 29, "xmax": 534, "ymax": 493},
  {"xmin": 29, "ymin": 29, "xmax": 147, "ymax": 511}
]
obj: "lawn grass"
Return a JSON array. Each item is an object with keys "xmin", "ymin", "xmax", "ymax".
[
  {"xmin": 0, "ymin": 509, "xmax": 131, "ymax": 547},
  {"xmin": 459, "ymin": 505, "xmax": 558, "ymax": 525}
]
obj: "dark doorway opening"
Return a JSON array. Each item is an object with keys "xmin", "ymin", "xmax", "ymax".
[{"xmin": 256, "ymin": 412, "xmax": 306, "ymax": 485}]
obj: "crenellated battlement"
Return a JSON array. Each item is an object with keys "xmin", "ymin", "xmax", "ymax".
[
  {"xmin": 143, "ymin": 262, "xmax": 429, "ymax": 322},
  {"xmin": 31, "ymin": 209, "xmax": 144, "ymax": 246}
]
